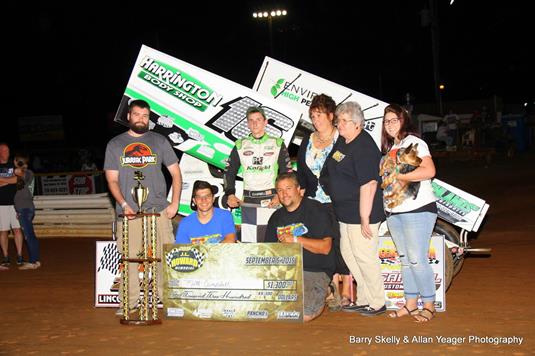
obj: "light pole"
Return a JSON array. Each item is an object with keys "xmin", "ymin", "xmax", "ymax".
[
  {"xmin": 421, "ymin": 0, "xmax": 442, "ymax": 116},
  {"xmin": 252, "ymin": 9, "xmax": 287, "ymax": 57}
]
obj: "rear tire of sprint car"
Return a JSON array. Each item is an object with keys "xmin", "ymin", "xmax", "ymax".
[
  {"xmin": 443, "ymin": 243, "xmax": 454, "ymax": 291},
  {"xmin": 434, "ymin": 219, "xmax": 465, "ymax": 277}
]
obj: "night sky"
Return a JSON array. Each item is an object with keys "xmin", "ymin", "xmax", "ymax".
[{"xmin": 5, "ymin": 1, "xmax": 532, "ymax": 148}]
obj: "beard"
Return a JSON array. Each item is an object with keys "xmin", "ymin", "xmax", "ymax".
[{"xmin": 129, "ymin": 121, "xmax": 149, "ymax": 134}]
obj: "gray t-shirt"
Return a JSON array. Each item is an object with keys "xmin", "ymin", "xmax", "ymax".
[
  {"xmin": 14, "ymin": 170, "xmax": 35, "ymax": 210},
  {"xmin": 104, "ymin": 131, "xmax": 178, "ymax": 215}
]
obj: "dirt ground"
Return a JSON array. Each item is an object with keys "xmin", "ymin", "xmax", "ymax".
[{"xmin": 1, "ymin": 152, "xmax": 534, "ymax": 355}]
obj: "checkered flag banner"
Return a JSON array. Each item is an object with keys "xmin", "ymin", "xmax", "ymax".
[
  {"xmin": 191, "ymin": 248, "xmax": 206, "ymax": 268},
  {"xmin": 98, "ymin": 243, "xmax": 121, "ymax": 274},
  {"xmin": 240, "ymin": 206, "xmax": 275, "ymax": 243}
]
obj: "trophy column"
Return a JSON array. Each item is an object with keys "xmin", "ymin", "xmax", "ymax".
[{"xmin": 118, "ymin": 171, "xmax": 162, "ymax": 326}]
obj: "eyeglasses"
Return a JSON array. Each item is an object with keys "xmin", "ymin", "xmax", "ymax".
[
  {"xmin": 383, "ymin": 118, "xmax": 400, "ymax": 126},
  {"xmin": 335, "ymin": 119, "xmax": 354, "ymax": 127}
]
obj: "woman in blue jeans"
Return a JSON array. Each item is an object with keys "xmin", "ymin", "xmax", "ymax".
[
  {"xmin": 380, "ymin": 104, "xmax": 437, "ymax": 322},
  {"xmin": 14, "ymin": 153, "xmax": 40, "ymax": 270}
]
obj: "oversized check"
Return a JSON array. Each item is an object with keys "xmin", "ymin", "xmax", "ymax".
[{"xmin": 163, "ymin": 243, "xmax": 304, "ymax": 322}]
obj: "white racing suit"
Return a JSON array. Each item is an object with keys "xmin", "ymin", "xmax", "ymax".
[{"xmin": 224, "ymin": 134, "xmax": 292, "ymax": 242}]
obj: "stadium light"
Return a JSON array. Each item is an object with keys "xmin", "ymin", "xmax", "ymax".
[{"xmin": 252, "ymin": 9, "xmax": 288, "ymax": 56}]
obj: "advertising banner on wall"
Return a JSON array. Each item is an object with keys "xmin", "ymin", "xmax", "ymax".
[
  {"xmin": 163, "ymin": 243, "xmax": 304, "ymax": 322},
  {"xmin": 40, "ymin": 174, "xmax": 95, "ymax": 195},
  {"xmin": 380, "ymin": 234, "xmax": 446, "ymax": 312},
  {"xmin": 114, "ymin": 46, "xmax": 301, "ymax": 170},
  {"xmin": 253, "ymin": 56, "xmax": 388, "ymax": 148}
]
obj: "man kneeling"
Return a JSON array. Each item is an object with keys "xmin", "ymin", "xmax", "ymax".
[
  {"xmin": 265, "ymin": 172, "xmax": 336, "ymax": 322},
  {"xmin": 175, "ymin": 180, "xmax": 236, "ymax": 244}
]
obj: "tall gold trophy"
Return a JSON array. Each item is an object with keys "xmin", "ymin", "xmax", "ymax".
[{"xmin": 119, "ymin": 171, "xmax": 161, "ymax": 325}]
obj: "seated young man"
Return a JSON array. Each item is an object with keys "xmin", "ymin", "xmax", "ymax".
[
  {"xmin": 265, "ymin": 172, "xmax": 336, "ymax": 322},
  {"xmin": 175, "ymin": 180, "xmax": 236, "ymax": 244}
]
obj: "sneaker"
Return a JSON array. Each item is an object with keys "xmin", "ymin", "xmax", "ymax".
[
  {"xmin": 18, "ymin": 261, "xmax": 41, "ymax": 270},
  {"xmin": 358, "ymin": 305, "xmax": 387, "ymax": 316},
  {"xmin": 1, "ymin": 257, "xmax": 9, "ymax": 267},
  {"xmin": 16, "ymin": 256, "xmax": 24, "ymax": 265},
  {"xmin": 342, "ymin": 303, "xmax": 369, "ymax": 313}
]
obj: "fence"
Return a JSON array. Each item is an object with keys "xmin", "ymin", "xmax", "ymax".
[{"xmin": 33, "ymin": 193, "xmax": 114, "ymax": 238}]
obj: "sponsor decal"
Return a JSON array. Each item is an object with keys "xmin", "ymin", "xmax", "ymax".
[
  {"xmin": 167, "ymin": 307, "xmax": 185, "ymax": 317},
  {"xmin": 121, "ymin": 143, "xmax": 157, "ymax": 168},
  {"xmin": 432, "ymin": 181, "xmax": 481, "ymax": 216},
  {"xmin": 97, "ymin": 294, "xmax": 120, "ymax": 304},
  {"xmin": 192, "ymin": 308, "xmax": 213, "ymax": 319},
  {"xmin": 332, "ymin": 150, "xmax": 345, "ymax": 162},
  {"xmin": 270, "ymin": 78, "xmax": 318, "ymax": 106},
  {"xmin": 247, "ymin": 310, "xmax": 269, "ymax": 319},
  {"xmin": 222, "ymin": 308, "xmax": 236, "ymax": 318},
  {"xmin": 243, "ymin": 150, "xmax": 254, "ymax": 156},
  {"xmin": 263, "ymin": 151, "xmax": 274, "ymax": 156},
  {"xmin": 165, "ymin": 247, "xmax": 206, "ymax": 272},
  {"xmin": 277, "ymin": 311, "xmax": 300, "ymax": 320},
  {"xmin": 138, "ymin": 56, "xmax": 223, "ymax": 112}
]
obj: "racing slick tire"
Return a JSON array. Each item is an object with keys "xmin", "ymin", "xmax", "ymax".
[{"xmin": 434, "ymin": 219, "xmax": 465, "ymax": 277}]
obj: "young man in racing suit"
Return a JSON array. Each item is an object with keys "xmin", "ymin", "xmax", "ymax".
[{"xmin": 223, "ymin": 106, "xmax": 292, "ymax": 242}]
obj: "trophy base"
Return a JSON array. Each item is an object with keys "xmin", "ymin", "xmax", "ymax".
[{"xmin": 120, "ymin": 318, "xmax": 162, "ymax": 326}]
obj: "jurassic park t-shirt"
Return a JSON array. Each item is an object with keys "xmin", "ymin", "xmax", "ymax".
[{"xmin": 104, "ymin": 131, "xmax": 178, "ymax": 214}]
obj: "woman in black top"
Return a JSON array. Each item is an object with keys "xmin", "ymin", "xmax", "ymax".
[{"xmin": 325, "ymin": 101, "xmax": 386, "ymax": 316}]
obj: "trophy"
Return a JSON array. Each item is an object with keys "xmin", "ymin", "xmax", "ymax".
[
  {"xmin": 131, "ymin": 171, "xmax": 149, "ymax": 214},
  {"xmin": 119, "ymin": 171, "xmax": 161, "ymax": 325}
]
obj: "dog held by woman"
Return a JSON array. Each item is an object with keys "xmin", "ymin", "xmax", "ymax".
[{"xmin": 380, "ymin": 143, "xmax": 422, "ymax": 209}]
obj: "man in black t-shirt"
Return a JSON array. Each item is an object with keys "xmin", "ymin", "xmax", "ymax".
[
  {"xmin": 265, "ymin": 172, "xmax": 335, "ymax": 322},
  {"xmin": 0, "ymin": 143, "xmax": 24, "ymax": 269}
]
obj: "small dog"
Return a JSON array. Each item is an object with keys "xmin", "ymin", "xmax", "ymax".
[{"xmin": 380, "ymin": 143, "xmax": 422, "ymax": 209}]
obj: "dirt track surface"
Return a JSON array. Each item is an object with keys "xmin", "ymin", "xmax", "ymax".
[{"xmin": 1, "ymin": 153, "xmax": 534, "ymax": 355}]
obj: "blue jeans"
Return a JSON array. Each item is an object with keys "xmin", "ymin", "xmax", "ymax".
[
  {"xmin": 386, "ymin": 212, "xmax": 437, "ymax": 303},
  {"xmin": 16, "ymin": 208, "xmax": 40, "ymax": 263}
]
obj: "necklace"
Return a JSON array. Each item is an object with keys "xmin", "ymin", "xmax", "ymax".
[{"xmin": 316, "ymin": 127, "xmax": 335, "ymax": 144}]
